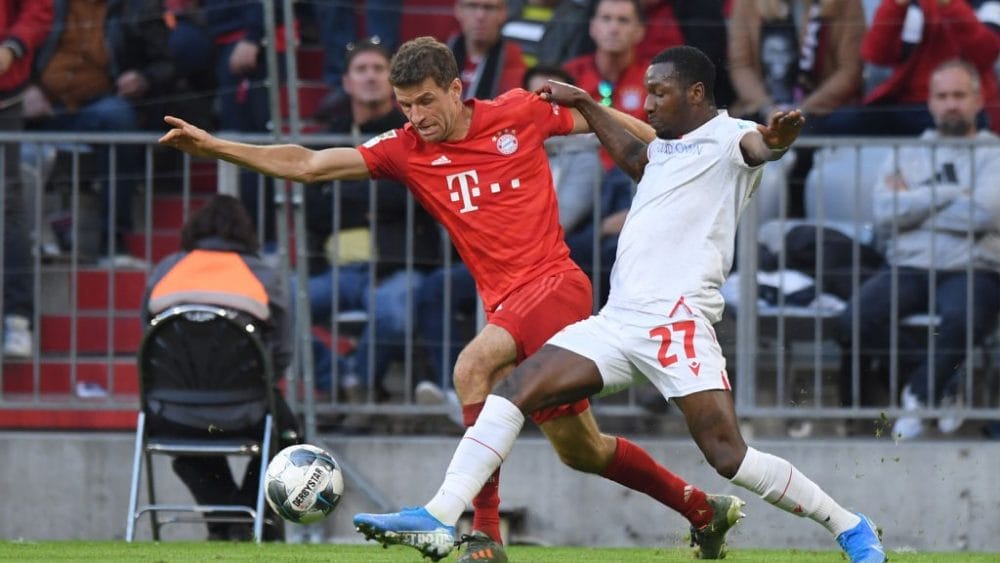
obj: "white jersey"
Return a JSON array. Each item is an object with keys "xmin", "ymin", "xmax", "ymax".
[{"xmin": 606, "ymin": 111, "xmax": 763, "ymax": 324}]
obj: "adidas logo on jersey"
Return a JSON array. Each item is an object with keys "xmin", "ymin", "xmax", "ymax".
[{"xmin": 431, "ymin": 155, "xmax": 452, "ymax": 166}]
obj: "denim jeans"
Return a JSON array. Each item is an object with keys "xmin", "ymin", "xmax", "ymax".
[
  {"xmin": 838, "ymin": 267, "xmax": 1000, "ymax": 405},
  {"xmin": 34, "ymin": 95, "xmax": 140, "ymax": 248},
  {"xmin": 303, "ymin": 264, "xmax": 424, "ymax": 392}
]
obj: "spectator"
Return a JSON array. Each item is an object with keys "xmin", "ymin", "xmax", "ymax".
[
  {"xmin": 202, "ymin": 0, "xmax": 289, "ymax": 245},
  {"xmin": 312, "ymin": 0, "xmax": 403, "ymax": 120},
  {"xmin": 822, "ymin": 0, "xmax": 1000, "ymax": 135},
  {"xmin": 449, "ymin": 0, "xmax": 527, "ymax": 99},
  {"xmin": 727, "ymin": 0, "xmax": 865, "ymax": 123},
  {"xmin": 564, "ymin": 0, "xmax": 649, "ymax": 123},
  {"xmin": 836, "ymin": 60, "xmax": 1000, "ymax": 440},
  {"xmin": 142, "ymin": 194, "xmax": 300, "ymax": 541},
  {"xmin": 501, "ymin": 0, "xmax": 592, "ymax": 67},
  {"xmin": 728, "ymin": 0, "xmax": 864, "ymax": 217},
  {"xmin": 0, "ymin": 0, "xmax": 53, "ymax": 358},
  {"xmin": 24, "ymin": 0, "xmax": 174, "ymax": 266},
  {"xmin": 303, "ymin": 38, "xmax": 442, "ymax": 401},
  {"xmin": 563, "ymin": 0, "xmax": 649, "ymax": 170}
]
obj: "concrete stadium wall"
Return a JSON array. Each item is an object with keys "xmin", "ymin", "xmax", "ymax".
[{"xmin": 0, "ymin": 431, "xmax": 997, "ymax": 554}]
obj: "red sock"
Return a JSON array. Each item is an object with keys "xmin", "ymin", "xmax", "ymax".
[
  {"xmin": 600, "ymin": 437, "xmax": 713, "ymax": 529},
  {"xmin": 463, "ymin": 402, "xmax": 503, "ymax": 543}
]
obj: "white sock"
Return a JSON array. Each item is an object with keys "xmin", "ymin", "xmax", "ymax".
[
  {"xmin": 731, "ymin": 447, "xmax": 861, "ymax": 536},
  {"xmin": 424, "ymin": 395, "xmax": 525, "ymax": 524}
]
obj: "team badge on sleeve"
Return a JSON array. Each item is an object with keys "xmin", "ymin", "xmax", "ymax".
[{"xmin": 362, "ymin": 129, "xmax": 398, "ymax": 148}]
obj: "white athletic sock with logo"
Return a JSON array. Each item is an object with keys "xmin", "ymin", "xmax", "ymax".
[
  {"xmin": 731, "ymin": 447, "xmax": 860, "ymax": 536},
  {"xmin": 425, "ymin": 395, "xmax": 525, "ymax": 525}
]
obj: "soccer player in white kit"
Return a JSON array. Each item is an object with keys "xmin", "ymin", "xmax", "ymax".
[{"xmin": 355, "ymin": 46, "xmax": 886, "ymax": 563}]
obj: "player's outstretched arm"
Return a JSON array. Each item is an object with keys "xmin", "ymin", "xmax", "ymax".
[
  {"xmin": 541, "ymin": 80, "xmax": 650, "ymax": 182},
  {"xmin": 159, "ymin": 116, "xmax": 370, "ymax": 183},
  {"xmin": 740, "ymin": 109, "xmax": 805, "ymax": 167}
]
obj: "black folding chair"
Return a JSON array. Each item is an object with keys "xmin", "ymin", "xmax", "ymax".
[{"xmin": 125, "ymin": 304, "xmax": 278, "ymax": 542}]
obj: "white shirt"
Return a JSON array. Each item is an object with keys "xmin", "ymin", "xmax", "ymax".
[{"xmin": 606, "ymin": 111, "xmax": 763, "ymax": 324}]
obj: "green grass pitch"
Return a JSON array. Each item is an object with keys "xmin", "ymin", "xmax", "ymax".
[{"xmin": 0, "ymin": 541, "xmax": 996, "ymax": 562}]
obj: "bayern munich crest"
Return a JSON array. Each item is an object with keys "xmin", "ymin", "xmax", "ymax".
[{"xmin": 493, "ymin": 129, "xmax": 519, "ymax": 155}]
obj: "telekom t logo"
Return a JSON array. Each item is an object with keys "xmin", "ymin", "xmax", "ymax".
[{"xmin": 446, "ymin": 169, "xmax": 521, "ymax": 213}]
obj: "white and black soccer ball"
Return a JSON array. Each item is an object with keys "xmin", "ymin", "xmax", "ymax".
[{"xmin": 264, "ymin": 444, "xmax": 344, "ymax": 524}]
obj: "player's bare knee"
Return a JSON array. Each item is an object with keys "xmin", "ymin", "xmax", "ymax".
[
  {"xmin": 452, "ymin": 355, "xmax": 487, "ymax": 402},
  {"xmin": 702, "ymin": 443, "xmax": 744, "ymax": 479}
]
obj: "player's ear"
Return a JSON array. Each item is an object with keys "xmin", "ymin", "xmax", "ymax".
[
  {"xmin": 450, "ymin": 78, "xmax": 463, "ymax": 101},
  {"xmin": 688, "ymin": 81, "xmax": 705, "ymax": 105}
]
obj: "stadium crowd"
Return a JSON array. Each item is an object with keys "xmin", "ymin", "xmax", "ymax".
[{"xmin": 3, "ymin": 0, "xmax": 1000, "ymax": 444}]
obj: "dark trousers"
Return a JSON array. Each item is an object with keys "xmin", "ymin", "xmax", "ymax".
[
  {"xmin": 838, "ymin": 267, "xmax": 1000, "ymax": 405},
  {"xmin": 1, "ymin": 101, "xmax": 31, "ymax": 317},
  {"xmin": 215, "ymin": 41, "xmax": 278, "ymax": 243},
  {"xmin": 145, "ymin": 393, "xmax": 299, "ymax": 539},
  {"xmin": 32, "ymin": 95, "xmax": 141, "ymax": 249}
]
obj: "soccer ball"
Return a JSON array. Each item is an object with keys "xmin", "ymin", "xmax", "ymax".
[{"xmin": 264, "ymin": 444, "xmax": 344, "ymax": 524}]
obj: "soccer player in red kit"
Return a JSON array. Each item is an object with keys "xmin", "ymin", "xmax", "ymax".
[{"xmin": 159, "ymin": 36, "xmax": 743, "ymax": 562}]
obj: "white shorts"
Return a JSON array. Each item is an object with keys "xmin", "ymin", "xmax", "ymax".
[{"xmin": 547, "ymin": 305, "xmax": 731, "ymax": 400}]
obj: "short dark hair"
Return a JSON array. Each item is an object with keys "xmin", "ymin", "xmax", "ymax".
[
  {"xmin": 522, "ymin": 64, "xmax": 575, "ymax": 89},
  {"xmin": 344, "ymin": 36, "xmax": 391, "ymax": 72},
  {"xmin": 389, "ymin": 36, "xmax": 459, "ymax": 89},
  {"xmin": 181, "ymin": 194, "xmax": 259, "ymax": 253},
  {"xmin": 651, "ymin": 45, "xmax": 715, "ymax": 102}
]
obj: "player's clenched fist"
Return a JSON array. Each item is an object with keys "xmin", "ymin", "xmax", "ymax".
[{"xmin": 537, "ymin": 79, "xmax": 593, "ymax": 109}]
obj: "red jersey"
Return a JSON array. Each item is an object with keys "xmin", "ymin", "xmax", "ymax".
[
  {"xmin": 563, "ymin": 53, "xmax": 649, "ymax": 168},
  {"xmin": 356, "ymin": 89, "xmax": 579, "ymax": 310}
]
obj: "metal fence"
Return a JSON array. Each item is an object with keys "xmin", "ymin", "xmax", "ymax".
[{"xmin": 1, "ymin": 131, "xmax": 999, "ymax": 441}]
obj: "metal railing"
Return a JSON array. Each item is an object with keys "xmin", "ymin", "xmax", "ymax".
[{"xmin": 1, "ymin": 132, "xmax": 998, "ymax": 438}]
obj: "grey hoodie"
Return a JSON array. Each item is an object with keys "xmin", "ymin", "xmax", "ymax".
[{"xmin": 873, "ymin": 129, "xmax": 1000, "ymax": 272}]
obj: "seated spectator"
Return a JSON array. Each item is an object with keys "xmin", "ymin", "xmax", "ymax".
[
  {"xmin": 836, "ymin": 60, "xmax": 1000, "ymax": 440},
  {"xmin": 1, "ymin": 0, "xmax": 52, "ymax": 358},
  {"xmin": 728, "ymin": 0, "xmax": 864, "ymax": 217},
  {"xmin": 449, "ymin": 0, "xmax": 527, "ymax": 99},
  {"xmin": 312, "ymin": 0, "xmax": 403, "ymax": 120},
  {"xmin": 141, "ymin": 194, "xmax": 300, "ymax": 541},
  {"xmin": 727, "ymin": 0, "xmax": 865, "ymax": 123},
  {"xmin": 303, "ymin": 39, "xmax": 442, "ymax": 401},
  {"xmin": 23, "ymin": 0, "xmax": 174, "ymax": 266},
  {"xmin": 563, "ymin": 0, "xmax": 648, "ymax": 170},
  {"xmin": 502, "ymin": 0, "xmax": 592, "ymax": 67},
  {"xmin": 820, "ymin": 0, "xmax": 1000, "ymax": 135}
]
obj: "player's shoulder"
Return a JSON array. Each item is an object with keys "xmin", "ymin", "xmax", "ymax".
[
  {"xmin": 490, "ymin": 88, "xmax": 538, "ymax": 108},
  {"xmin": 714, "ymin": 112, "xmax": 757, "ymax": 134},
  {"xmin": 359, "ymin": 123, "xmax": 417, "ymax": 151}
]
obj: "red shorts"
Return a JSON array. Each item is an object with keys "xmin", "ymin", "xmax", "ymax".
[{"xmin": 486, "ymin": 268, "xmax": 593, "ymax": 424}]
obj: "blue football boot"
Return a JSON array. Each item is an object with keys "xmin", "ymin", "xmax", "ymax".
[{"xmin": 354, "ymin": 506, "xmax": 456, "ymax": 561}]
